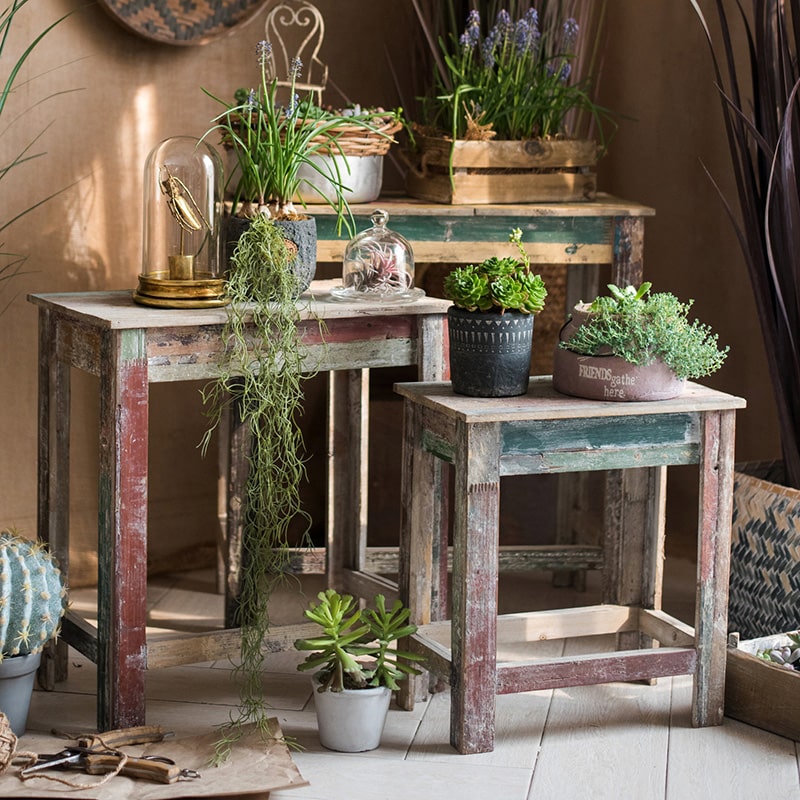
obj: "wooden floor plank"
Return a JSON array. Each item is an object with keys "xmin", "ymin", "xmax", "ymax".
[
  {"xmin": 666, "ymin": 675, "xmax": 800, "ymax": 799},
  {"xmin": 407, "ymin": 638, "xmax": 565, "ymax": 768},
  {"xmin": 528, "ymin": 634, "xmax": 672, "ymax": 800}
]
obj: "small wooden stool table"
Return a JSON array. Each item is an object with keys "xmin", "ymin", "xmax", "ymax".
[{"xmin": 395, "ymin": 377, "xmax": 746, "ymax": 754}]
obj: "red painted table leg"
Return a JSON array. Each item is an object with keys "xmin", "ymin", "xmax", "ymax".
[{"xmin": 97, "ymin": 329, "xmax": 149, "ymax": 730}]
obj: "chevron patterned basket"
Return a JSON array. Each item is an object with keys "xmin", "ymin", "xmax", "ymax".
[{"xmin": 728, "ymin": 461, "xmax": 800, "ymax": 640}]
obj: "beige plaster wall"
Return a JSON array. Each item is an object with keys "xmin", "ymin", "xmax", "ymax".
[{"xmin": 0, "ymin": 1, "xmax": 777, "ymax": 584}]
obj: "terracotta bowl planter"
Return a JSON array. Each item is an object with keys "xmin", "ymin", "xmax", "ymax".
[{"xmin": 552, "ymin": 347, "xmax": 685, "ymax": 402}]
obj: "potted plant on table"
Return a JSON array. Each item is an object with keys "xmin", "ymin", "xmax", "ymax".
[
  {"xmin": 203, "ymin": 39, "xmax": 397, "ymax": 286},
  {"xmin": 0, "ymin": 529, "xmax": 67, "ymax": 736},
  {"xmin": 443, "ymin": 227, "xmax": 547, "ymax": 397},
  {"xmin": 405, "ymin": 3, "xmax": 614, "ymax": 204},
  {"xmin": 294, "ymin": 589, "xmax": 423, "ymax": 753},
  {"xmin": 553, "ymin": 282, "xmax": 728, "ymax": 401}
]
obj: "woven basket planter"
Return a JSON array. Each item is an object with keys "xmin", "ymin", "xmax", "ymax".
[
  {"xmin": 308, "ymin": 117, "xmax": 402, "ymax": 157},
  {"xmin": 728, "ymin": 461, "xmax": 800, "ymax": 640}
]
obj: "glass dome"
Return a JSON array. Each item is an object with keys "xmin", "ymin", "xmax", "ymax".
[
  {"xmin": 134, "ymin": 136, "xmax": 227, "ymax": 308},
  {"xmin": 331, "ymin": 209, "xmax": 423, "ymax": 303}
]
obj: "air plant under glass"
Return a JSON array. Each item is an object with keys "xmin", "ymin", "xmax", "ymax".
[
  {"xmin": 331, "ymin": 209, "xmax": 423, "ymax": 303},
  {"xmin": 134, "ymin": 136, "xmax": 227, "ymax": 308}
]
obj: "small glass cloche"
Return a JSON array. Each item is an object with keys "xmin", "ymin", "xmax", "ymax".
[{"xmin": 331, "ymin": 209, "xmax": 424, "ymax": 303}]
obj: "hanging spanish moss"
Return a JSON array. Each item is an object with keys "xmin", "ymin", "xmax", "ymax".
[{"xmin": 201, "ymin": 213, "xmax": 314, "ymax": 762}]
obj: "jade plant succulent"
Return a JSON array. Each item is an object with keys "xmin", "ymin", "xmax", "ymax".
[
  {"xmin": 0, "ymin": 529, "xmax": 67, "ymax": 660},
  {"xmin": 294, "ymin": 589, "xmax": 423, "ymax": 692},
  {"xmin": 443, "ymin": 228, "xmax": 547, "ymax": 314}
]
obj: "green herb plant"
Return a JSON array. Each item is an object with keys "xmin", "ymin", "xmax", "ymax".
[
  {"xmin": 443, "ymin": 227, "xmax": 547, "ymax": 314},
  {"xmin": 560, "ymin": 283, "xmax": 729, "ymax": 381},
  {"xmin": 294, "ymin": 589, "xmax": 423, "ymax": 692},
  {"xmin": 202, "ymin": 41, "xmax": 395, "ymax": 235},
  {"xmin": 200, "ymin": 214, "xmax": 315, "ymax": 763}
]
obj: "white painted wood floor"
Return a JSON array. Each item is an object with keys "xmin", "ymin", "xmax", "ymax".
[{"xmin": 23, "ymin": 560, "xmax": 800, "ymax": 800}]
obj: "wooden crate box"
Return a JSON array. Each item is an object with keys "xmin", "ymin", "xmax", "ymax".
[
  {"xmin": 726, "ymin": 632, "xmax": 800, "ymax": 741},
  {"xmin": 405, "ymin": 135, "xmax": 598, "ymax": 204}
]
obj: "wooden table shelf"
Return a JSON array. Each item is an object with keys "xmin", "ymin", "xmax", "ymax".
[
  {"xmin": 395, "ymin": 378, "xmax": 746, "ymax": 754},
  {"xmin": 31, "ymin": 280, "xmax": 450, "ymax": 731}
]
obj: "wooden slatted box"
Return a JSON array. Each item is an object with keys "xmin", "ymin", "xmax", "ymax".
[{"xmin": 405, "ymin": 135, "xmax": 598, "ymax": 204}]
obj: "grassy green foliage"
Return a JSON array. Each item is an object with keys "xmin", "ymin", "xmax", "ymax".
[
  {"xmin": 294, "ymin": 589, "xmax": 423, "ymax": 693},
  {"xmin": 443, "ymin": 228, "xmax": 547, "ymax": 313},
  {"xmin": 203, "ymin": 41, "xmax": 395, "ymax": 234},
  {"xmin": 1, "ymin": 0, "xmax": 75, "ymax": 312},
  {"xmin": 200, "ymin": 214, "xmax": 314, "ymax": 762},
  {"xmin": 560, "ymin": 283, "xmax": 728, "ymax": 381}
]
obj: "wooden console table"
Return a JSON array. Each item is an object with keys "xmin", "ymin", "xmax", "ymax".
[
  {"xmin": 31, "ymin": 281, "xmax": 449, "ymax": 730},
  {"xmin": 396, "ymin": 378, "xmax": 746, "ymax": 754},
  {"xmin": 315, "ymin": 193, "xmax": 655, "ymax": 310}
]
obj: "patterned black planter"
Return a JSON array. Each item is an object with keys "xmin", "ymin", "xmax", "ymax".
[{"xmin": 447, "ymin": 306, "xmax": 534, "ymax": 397}]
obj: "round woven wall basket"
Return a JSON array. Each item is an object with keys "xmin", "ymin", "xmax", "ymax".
[{"xmin": 99, "ymin": 0, "xmax": 265, "ymax": 46}]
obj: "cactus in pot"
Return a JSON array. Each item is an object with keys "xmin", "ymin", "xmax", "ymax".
[
  {"xmin": 0, "ymin": 529, "xmax": 67, "ymax": 735},
  {"xmin": 0, "ymin": 528, "xmax": 67, "ymax": 660}
]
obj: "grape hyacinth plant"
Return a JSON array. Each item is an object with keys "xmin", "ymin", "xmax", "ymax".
[{"xmin": 419, "ymin": 6, "xmax": 610, "ymax": 143}]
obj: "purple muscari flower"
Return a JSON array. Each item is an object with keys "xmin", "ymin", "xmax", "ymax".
[
  {"xmin": 459, "ymin": 9, "xmax": 481, "ymax": 50},
  {"xmin": 246, "ymin": 88, "xmax": 257, "ymax": 108},
  {"xmin": 514, "ymin": 18, "xmax": 530, "ymax": 57},
  {"xmin": 290, "ymin": 56, "xmax": 303, "ymax": 79},
  {"xmin": 560, "ymin": 62, "xmax": 572, "ymax": 82},
  {"xmin": 494, "ymin": 8, "xmax": 512, "ymax": 41},
  {"xmin": 286, "ymin": 92, "xmax": 300, "ymax": 118},
  {"xmin": 560, "ymin": 18, "xmax": 579, "ymax": 54},
  {"xmin": 256, "ymin": 40, "xmax": 272, "ymax": 67},
  {"xmin": 481, "ymin": 31, "xmax": 496, "ymax": 69}
]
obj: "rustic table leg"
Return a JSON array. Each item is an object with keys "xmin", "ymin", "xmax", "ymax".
[
  {"xmin": 603, "ymin": 466, "xmax": 666, "ymax": 653},
  {"xmin": 97, "ymin": 329, "xmax": 149, "ymax": 730},
  {"xmin": 397, "ymin": 401, "xmax": 439, "ymax": 710},
  {"xmin": 37, "ymin": 309, "xmax": 71, "ymax": 687},
  {"xmin": 327, "ymin": 368, "xmax": 369, "ymax": 591},
  {"xmin": 450, "ymin": 420, "xmax": 501, "ymax": 754},
  {"xmin": 692, "ymin": 409, "xmax": 735, "ymax": 726},
  {"xmin": 223, "ymin": 386, "xmax": 252, "ymax": 628}
]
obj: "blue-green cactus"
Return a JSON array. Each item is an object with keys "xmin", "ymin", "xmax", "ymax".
[{"xmin": 0, "ymin": 530, "xmax": 67, "ymax": 659}]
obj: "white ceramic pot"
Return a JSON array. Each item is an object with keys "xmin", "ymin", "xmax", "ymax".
[
  {"xmin": 294, "ymin": 155, "xmax": 384, "ymax": 204},
  {"xmin": 311, "ymin": 678, "xmax": 391, "ymax": 752}
]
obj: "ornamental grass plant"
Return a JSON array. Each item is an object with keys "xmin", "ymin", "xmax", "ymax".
[
  {"xmin": 1, "ymin": 0, "xmax": 74, "ymax": 312},
  {"xmin": 690, "ymin": 0, "xmax": 800, "ymax": 489}
]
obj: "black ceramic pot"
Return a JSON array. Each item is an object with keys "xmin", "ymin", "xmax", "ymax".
[
  {"xmin": 447, "ymin": 306, "xmax": 534, "ymax": 397},
  {"xmin": 223, "ymin": 213, "xmax": 317, "ymax": 297}
]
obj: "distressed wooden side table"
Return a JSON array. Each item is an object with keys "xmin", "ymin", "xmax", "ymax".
[
  {"xmin": 395, "ymin": 378, "xmax": 746, "ymax": 754},
  {"xmin": 30, "ymin": 281, "xmax": 449, "ymax": 731}
]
